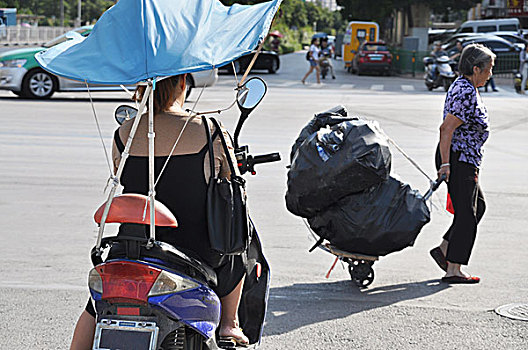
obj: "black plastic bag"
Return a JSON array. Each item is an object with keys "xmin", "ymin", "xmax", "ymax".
[
  {"xmin": 307, "ymin": 176, "xmax": 431, "ymax": 256},
  {"xmin": 289, "ymin": 105, "xmax": 354, "ymax": 162},
  {"xmin": 286, "ymin": 118, "xmax": 391, "ymax": 218}
]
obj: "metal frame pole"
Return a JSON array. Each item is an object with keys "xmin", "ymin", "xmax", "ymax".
[
  {"xmin": 95, "ymin": 82, "xmax": 153, "ymax": 251},
  {"xmin": 148, "ymin": 81, "xmax": 156, "ymax": 245}
]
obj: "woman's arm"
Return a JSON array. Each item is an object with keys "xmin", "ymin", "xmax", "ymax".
[{"xmin": 438, "ymin": 113, "xmax": 463, "ymax": 182}]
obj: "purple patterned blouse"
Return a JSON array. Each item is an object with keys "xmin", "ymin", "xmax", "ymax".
[{"xmin": 443, "ymin": 76, "xmax": 489, "ymax": 167}]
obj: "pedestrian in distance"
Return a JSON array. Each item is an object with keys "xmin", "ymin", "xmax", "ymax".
[
  {"xmin": 301, "ymin": 37, "xmax": 321, "ymax": 85},
  {"xmin": 448, "ymin": 40, "xmax": 463, "ymax": 75},
  {"xmin": 430, "ymin": 43, "xmax": 495, "ymax": 284},
  {"xmin": 483, "ymin": 76, "xmax": 498, "ymax": 92},
  {"xmin": 520, "ymin": 44, "xmax": 528, "ymax": 94}
]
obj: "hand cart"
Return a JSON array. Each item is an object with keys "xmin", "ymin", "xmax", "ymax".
[{"xmin": 306, "ymin": 175, "xmax": 446, "ymax": 288}]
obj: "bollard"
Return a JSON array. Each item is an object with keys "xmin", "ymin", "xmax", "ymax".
[{"xmin": 412, "ymin": 51, "xmax": 416, "ymax": 77}]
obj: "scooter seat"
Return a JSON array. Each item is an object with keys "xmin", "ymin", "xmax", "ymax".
[{"xmin": 94, "ymin": 193, "xmax": 178, "ymax": 227}]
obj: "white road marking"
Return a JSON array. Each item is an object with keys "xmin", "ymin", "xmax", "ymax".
[
  {"xmin": 340, "ymin": 84, "xmax": 355, "ymax": 89},
  {"xmin": 401, "ymin": 85, "xmax": 415, "ymax": 91},
  {"xmin": 370, "ymin": 84, "xmax": 384, "ymax": 91},
  {"xmin": 278, "ymin": 81, "xmax": 298, "ymax": 87}
]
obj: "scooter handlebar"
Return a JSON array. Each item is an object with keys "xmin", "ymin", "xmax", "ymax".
[{"xmin": 251, "ymin": 152, "xmax": 281, "ymax": 165}]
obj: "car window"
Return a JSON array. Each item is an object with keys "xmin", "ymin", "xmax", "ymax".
[
  {"xmin": 460, "ymin": 27, "xmax": 473, "ymax": 33},
  {"xmin": 364, "ymin": 44, "xmax": 387, "ymax": 51},
  {"xmin": 484, "ymin": 40, "xmax": 510, "ymax": 50},
  {"xmin": 499, "ymin": 24, "xmax": 518, "ymax": 31},
  {"xmin": 477, "ymin": 25, "xmax": 496, "ymax": 33},
  {"xmin": 43, "ymin": 27, "xmax": 91, "ymax": 48},
  {"xmin": 497, "ymin": 35, "xmax": 522, "ymax": 44}
]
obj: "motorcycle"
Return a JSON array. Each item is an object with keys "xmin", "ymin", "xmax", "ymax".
[
  {"xmin": 514, "ymin": 71, "xmax": 528, "ymax": 93},
  {"xmin": 319, "ymin": 48, "xmax": 334, "ymax": 80},
  {"xmin": 89, "ymin": 77, "xmax": 281, "ymax": 350},
  {"xmin": 423, "ymin": 55, "xmax": 456, "ymax": 92}
]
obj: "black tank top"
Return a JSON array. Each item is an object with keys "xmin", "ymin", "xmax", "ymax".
[{"xmin": 114, "ymin": 128, "xmax": 222, "ymax": 266}]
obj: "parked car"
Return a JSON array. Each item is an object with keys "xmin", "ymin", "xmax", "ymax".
[
  {"xmin": 351, "ymin": 41, "xmax": 392, "ymax": 75},
  {"xmin": 0, "ymin": 25, "xmax": 217, "ymax": 99},
  {"xmin": 490, "ymin": 32, "xmax": 527, "ymax": 50},
  {"xmin": 444, "ymin": 34, "xmax": 521, "ymax": 74},
  {"xmin": 219, "ymin": 50, "xmax": 280, "ymax": 74},
  {"xmin": 456, "ymin": 18, "xmax": 520, "ymax": 35}
]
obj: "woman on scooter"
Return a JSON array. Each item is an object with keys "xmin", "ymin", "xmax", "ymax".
[
  {"xmin": 70, "ymin": 75, "xmax": 249, "ymax": 349},
  {"xmin": 430, "ymin": 44, "xmax": 495, "ymax": 284}
]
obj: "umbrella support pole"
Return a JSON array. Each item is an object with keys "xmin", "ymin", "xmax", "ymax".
[
  {"xmin": 147, "ymin": 82, "xmax": 156, "ymax": 247},
  {"xmin": 95, "ymin": 82, "xmax": 153, "ymax": 252}
]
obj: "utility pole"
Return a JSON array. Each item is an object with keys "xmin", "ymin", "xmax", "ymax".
[
  {"xmin": 75, "ymin": 0, "xmax": 82, "ymax": 27},
  {"xmin": 60, "ymin": 0, "xmax": 64, "ymax": 27}
]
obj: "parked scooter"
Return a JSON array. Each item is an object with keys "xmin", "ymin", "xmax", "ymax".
[
  {"xmin": 514, "ymin": 71, "xmax": 528, "ymax": 93},
  {"xmin": 89, "ymin": 77, "xmax": 280, "ymax": 350},
  {"xmin": 423, "ymin": 55, "xmax": 456, "ymax": 91}
]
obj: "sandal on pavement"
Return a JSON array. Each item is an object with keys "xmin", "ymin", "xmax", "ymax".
[
  {"xmin": 441, "ymin": 275, "xmax": 480, "ymax": 284},
  {"xmin": 218, "ymin": 328, "xmax": 249, "ymax": 348},
  {"xmin": 429, "ymin": 247, "xmax": 447, "ymax": 272}
]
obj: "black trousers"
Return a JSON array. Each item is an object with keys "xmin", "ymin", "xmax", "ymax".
[{"xmin": 436, "ymin": 146, "xmax": 486, "ymax": 265}]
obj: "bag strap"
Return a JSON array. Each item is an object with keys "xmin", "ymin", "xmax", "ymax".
[
  {"xmin": 209, "ymin": 117, "xmax": 238, "ymax": 176},
  {"xmin": 201, "ymin": 115, "xmax": 216, "ymax": 180}
]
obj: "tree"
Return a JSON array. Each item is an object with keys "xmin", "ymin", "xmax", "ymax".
[{"xmin": 0, "ymin": 0, "xmax": 115, "ymax": 26}]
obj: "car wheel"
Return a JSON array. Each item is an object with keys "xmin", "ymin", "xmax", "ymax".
[
  {"xmin": 268, "ymin": 58, "xmax": 279, "ymax": 74},
  {"xmin": 185, "ymin": 75, "xmax": 193, "ymax": 100},
  {"xmin": 22, "ymin": 69, "xmax": 56, "ymax": 99}
]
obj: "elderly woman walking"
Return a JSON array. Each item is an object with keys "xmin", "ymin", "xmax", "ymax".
[{"xmin": 429, "ymin": 44, "xmax": 495, "ymax": 284}]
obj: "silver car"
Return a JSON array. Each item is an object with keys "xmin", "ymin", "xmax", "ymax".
[{"xmin": 0, "ymin": 26, "xmax": 218, "ymax": 99}]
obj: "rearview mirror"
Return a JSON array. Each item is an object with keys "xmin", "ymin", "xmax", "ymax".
[
  {"xmin": 115, "ymin": 105, "xmax": 138, "ymax": 125},
  {"xmin": 237, "ymin": 77, "xmax": 267, "ymax": 112},
  {"xmin": 233, "ymin": 77, "xmax": 267, "ymax": 150}
]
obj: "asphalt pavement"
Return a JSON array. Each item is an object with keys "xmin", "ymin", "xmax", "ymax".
[{"xmin": 0, "ymin": 51, "xmax": 527, "ymax": 349}]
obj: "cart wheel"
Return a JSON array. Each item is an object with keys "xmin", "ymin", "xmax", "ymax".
[{"xmin": 348, "ymin": 260, "xmax": 375, "ymax": 288}]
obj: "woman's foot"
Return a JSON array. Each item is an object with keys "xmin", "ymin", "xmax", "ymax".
[
  {"xmin": 301, "ymin": 79, "xmax": 306, "ymax": 85},
  {"xmin": 442, "ymin": 262, "xmax": 480, "ymax": 283},
  {"xmin": 218, "ymin": 325, "xmax": 249, "ymax": 347}
]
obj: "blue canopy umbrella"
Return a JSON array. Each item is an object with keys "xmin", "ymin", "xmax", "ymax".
[{"xmin": 36, "ymin": 0, "xmax": 282, "ymax": 85}]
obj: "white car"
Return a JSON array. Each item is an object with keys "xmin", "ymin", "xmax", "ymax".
[{"xmin": 0, "ymin": 26, "xmax": 218, "ymax": 99}]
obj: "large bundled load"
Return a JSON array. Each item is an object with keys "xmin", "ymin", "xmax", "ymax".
[
  {"xmin": 286, "ymin": 106, "xmax": 391, "ymax": 218},
  {"xmin": 286, "ymin": 106, "xmax": 431, "ymax": 256},
  {"xmin": 307, "ymin": 176, "xmax": 430, "ymax": 256}
]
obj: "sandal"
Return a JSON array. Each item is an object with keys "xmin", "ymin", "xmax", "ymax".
[
  {"xmin": 441, "ymin": 275, "xmax": 480, "ymax": 284},
  {"xmin": 218, "ymin": 328, "xmax": 249, "ymax": 348},
  {"xmin": 429, "ymin": 247, "xmax": 447, "ymax": 272}
]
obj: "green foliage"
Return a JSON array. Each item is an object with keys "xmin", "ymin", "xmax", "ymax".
[{"xmin": 0, "ymin": 0, "xmax": 115, "ymax": 26}]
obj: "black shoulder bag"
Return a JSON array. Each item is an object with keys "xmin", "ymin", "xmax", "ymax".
[{"xmin": 202, "ymin": 116, "xmax": 250, "ymax": 255}]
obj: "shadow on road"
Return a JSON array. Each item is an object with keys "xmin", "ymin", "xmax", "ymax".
[{"xmin": 264, "ymin": 279, "xmax": 449, "ymax": 336}]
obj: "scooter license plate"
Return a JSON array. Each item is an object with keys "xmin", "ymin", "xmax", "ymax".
[{"xmin": 93, "ymin": 319, "xmax": 159, "ymax": 350}]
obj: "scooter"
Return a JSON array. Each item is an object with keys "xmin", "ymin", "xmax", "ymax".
[
  {"xmin": 514, "ymin": 71, "xmax": 528, "ymax": 93},
  {"xmin": 319, "ymin": 50, "xmax": 334, "ymax": 80},
  {"xmin": 89, "ymin": 77, "xmax": 281, "ymax": 350},
  {"xmin": 423, "ymin": 55, "xmax": 456, "ymax": 91}
]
